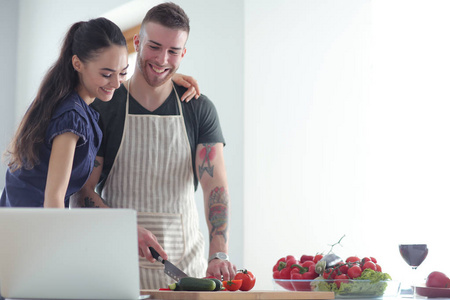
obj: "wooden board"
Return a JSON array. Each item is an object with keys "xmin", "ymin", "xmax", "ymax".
[{"xmin": 140, "ymin": 290, "xmax": 335, "ymax": 299}]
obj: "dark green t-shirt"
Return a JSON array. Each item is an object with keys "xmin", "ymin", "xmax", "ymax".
[{"xmin": 91, "ymin": 82, "xmax": 225, "ymax": 192}]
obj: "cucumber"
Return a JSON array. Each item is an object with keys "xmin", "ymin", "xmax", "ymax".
[
  {"xmin": 209, "ymin": 278, "xmax": 223, "ymax": 291},
  {"xmin": 178, "ymin": 277, "xmax": 216, "ymax": 291}
]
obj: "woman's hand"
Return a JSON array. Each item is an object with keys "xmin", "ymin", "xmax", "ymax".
[{"xmin": 172, "ymin": 73, "xmax": 201, "ymax": 102}]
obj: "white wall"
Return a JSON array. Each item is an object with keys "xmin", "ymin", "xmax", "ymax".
[
  {"xmin": 0, "ymin": 0, "xmax": 19, "ymax": 189},
  {"xmin": 244, "ymin": 0, "xmax": 450, "ymax": 290}
]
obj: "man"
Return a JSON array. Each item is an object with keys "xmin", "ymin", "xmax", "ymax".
[{"xmin": 70, "ymin": 2, "xmax": 236, "ymax": 289}]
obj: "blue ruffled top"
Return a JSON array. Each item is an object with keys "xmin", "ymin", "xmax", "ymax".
[{"xmin": 0, "ymin": 92, "xmax": 102, "ymax": 207}]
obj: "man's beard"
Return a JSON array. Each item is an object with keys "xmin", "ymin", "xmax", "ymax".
[{"xmin": 136, "ymin": 51, "xmax": 176, "ymax": 88}]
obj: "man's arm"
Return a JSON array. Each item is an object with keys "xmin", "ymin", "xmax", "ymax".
[{"xmin": 196, "ymin": 143, "xmax": 236, "ymax": 280}]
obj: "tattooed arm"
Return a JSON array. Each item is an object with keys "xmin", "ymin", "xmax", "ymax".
[
  {"xmin": 196, "ymin": 143, "xmax": 236, "ymax": 280},
  {"xmin": 69, "ymin": 156, "xmax": 109, "ymax": 208}
]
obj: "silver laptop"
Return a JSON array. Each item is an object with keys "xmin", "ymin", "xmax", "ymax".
[{"xmin": 0, "ymin": 208, "xmax": 146, "ymax": 300}]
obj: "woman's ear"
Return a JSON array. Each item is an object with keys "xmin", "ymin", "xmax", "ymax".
[{"xmin": 72, "ymin": 55, "xmax": 82, "ymax": 72}]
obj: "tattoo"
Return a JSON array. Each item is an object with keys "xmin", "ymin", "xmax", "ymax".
[
  {"xmin": 94, "ymin": 159, "xmax": 101, "ymax": 168},
  {"xmin": 208, "ymin": 186, "xmax": 229, "ymax": 243},
  {"xmin": 198, "ymin": 143, "xmax": 216, "ymax": 179},
  {"xmin": 83, "ymin": 197, "xmax": 99, "ymax": 208}
]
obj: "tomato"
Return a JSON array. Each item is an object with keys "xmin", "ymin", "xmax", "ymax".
[
  {"xmin": 323, "ymin": 268, "xmax": 333, "ymax": 279},
  {"xmin": 426, "ymin": 271, "xmax": 450, "ymax": 288},
  {"xmin": 346, "ymin": 256, "xmax": 360, "ymax": 263},
  {"xmin": 223, "ymin": 279, "xmax": 242, "ymax": 291},
  {"xmin": 362, "ymin": 261, "xmax": 377, "ymax": 271},
  {"xmin": 339, "ymin": 264, "xmax": 349, "ymax": 274},
  {"xmin": 375, "ymin": 264, "xmax": 382, "ymax": 272},
  {"xmin": 335, "ymin": 274, "xmax": 349, "ymax": 289},
  {"xmin": 370, "ymin": 257, "xmax": 378, "ymax": 263},
  {"xmin": 234, "ymin": 269, "xmax": 256, "ymax": 291},
  {"xmin": 347, "ymin": 265, "xmax": 362, "ymax": 279},
  {"xmin": 313, "ymin": 254, "xmax": 324, "ymax": 263}
]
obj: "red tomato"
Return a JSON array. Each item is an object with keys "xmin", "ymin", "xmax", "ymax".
[
  {"xmin": 370, "ymin": 257, "xmax": 378, "ymax": 263},
  {"xmin": 426, "ymin": 271, "xmax": 450, "ymax": 288},
  {"xmin": 339, "ymin": 264, "xmax": 349, "ymax": 274},
  {"xmin": 223, "ymin": 279, "xmax": 242, "ymax": 291},
  {"xmin": 362, "ymin": 261, "xmax": 377, "ymax": 271},
  {"xmin": 346, "ymin": 256, "xmax": 360, "ymax": 263},
  {"xmin": 335, "ymin": 274, "xmax": 349, "ymax": 289},
  {"xmin": 234, "ymin": 269, "xmax": 256, "ymax": 291},
  {"xmin": 347, "ymin": 265, "xmax": 362, "ymax": 279},
  {"xmin": 323, "ymin": 268, "xmax": 332, "ymax": 279},
  {"xmin": 375, "ymin": 264, "xmax": 382, "ymax": 272},
  {"xmin": 313, "ymin": 254, "xmax": 324, "ymax": 263}
]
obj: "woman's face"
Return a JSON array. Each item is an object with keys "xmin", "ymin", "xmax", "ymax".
[{"xmin": 73, "ymin": 45, "xmax": 129, "ymax": 104}]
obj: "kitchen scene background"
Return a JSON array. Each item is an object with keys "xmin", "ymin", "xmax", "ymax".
[{"xmin": 1, "ymin": 0, "xmax": 449, "ymax": 290}]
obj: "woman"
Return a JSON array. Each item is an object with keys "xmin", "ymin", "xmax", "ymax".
[{"xmin": 1, "ymin": 17, "xmax": 199, "ymax": 208}]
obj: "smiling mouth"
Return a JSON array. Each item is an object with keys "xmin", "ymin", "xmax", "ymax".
[
  {"xmin": 151, "ymin": 64, "xmax": 167, "ymax": 74},
  {"xmin": 101, "ymin": 87, "xmax": 114, "ymax": 93}
]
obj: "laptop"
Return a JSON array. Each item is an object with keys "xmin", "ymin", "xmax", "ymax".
[{"xmin": 0, "ymin": 208, "xmax": 147, "ymax": 300}]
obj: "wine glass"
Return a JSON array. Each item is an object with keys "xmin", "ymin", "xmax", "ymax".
[{"xmin": 399, "ymin": 244, "xmax": 428, "ymax": 298}]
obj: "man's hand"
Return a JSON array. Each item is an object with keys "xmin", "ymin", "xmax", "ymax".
[
  {"xmin": 206, "ymin": 259, "xmax": 237, "ymax": 281},
  {"xmin": 137, "ymin": 225, "xmax": 168, "ymax": 263},
  {"xmin": 172, "ymin": 73, "xmax": 201, "ymax": 102}
]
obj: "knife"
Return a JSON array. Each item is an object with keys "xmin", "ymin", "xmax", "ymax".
[{"xmin": 149, "ymin": 247, "xmax": 189, "ymax": 281}]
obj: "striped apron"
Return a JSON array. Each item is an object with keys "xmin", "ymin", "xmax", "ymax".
[{"xmin": 101, "ymin": 84, "xmax": 206, "ymax": 289}]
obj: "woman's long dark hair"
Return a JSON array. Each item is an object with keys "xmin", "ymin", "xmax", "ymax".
[{"xmin": 5, "ymin": 17, "xmax": 126, "ymax": 171}]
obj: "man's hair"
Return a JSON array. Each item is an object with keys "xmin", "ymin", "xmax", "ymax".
[{"xmin": 140, "ymin": 2, "xmax": 190, "ymax": 36}]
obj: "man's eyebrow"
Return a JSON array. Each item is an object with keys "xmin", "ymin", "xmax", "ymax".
[{"xmin": 148, "ymin": 40, "xmax": 183, "ymax": 51}]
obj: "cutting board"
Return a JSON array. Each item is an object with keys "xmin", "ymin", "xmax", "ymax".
[{"xmin": 140, "ymin": 290, "xmax": 335, "ymax": 299}]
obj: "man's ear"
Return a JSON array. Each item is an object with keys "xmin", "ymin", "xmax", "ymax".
[
  {"xmin": 133, "ymin": 34, "xmax": 140, "ymax": 52},
  {"xmin": 181, "ymin": 48, "xmax": 187, "ymax": 58},
  {"xmin": 72, "ymin": 55, "xmax": 82, "ymax": 72}
]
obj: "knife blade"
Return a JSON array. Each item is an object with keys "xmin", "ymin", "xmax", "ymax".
[{"xmin": 149, "ymin": 247, "xmax": 189, "ymax": 281}]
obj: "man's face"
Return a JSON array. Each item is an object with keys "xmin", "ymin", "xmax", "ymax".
[{"xmin": 135, "ymin": 22, "xmax": 188, "ymax": 88}]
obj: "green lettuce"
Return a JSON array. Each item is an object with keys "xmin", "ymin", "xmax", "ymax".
[{"xmin": 312, "ymin": 269, "xmax": 392, "ymax": 297}]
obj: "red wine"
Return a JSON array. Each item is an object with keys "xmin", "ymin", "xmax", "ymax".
[{"xmin": 399, "ymin": 244, "xmax": 428, "ymax": 268}]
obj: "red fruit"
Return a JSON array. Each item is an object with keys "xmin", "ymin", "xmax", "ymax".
[
  {"xmin": 323, "ymin": 268, "xmax": 332, "ymax": 279},
  {"xmin": 348, "ymin": 265, "xmax": 362, "ymax": 279},
  {"xmin": 302, "ymin": 261, "xmax": 315, "ymax": 268},
  {"xmin": 346, "ymin": 256, "xmax": 360, "ymax": 263},
  {"xmin": 335, "ymin": 274, "xmax": 349, "ymax": 289},
  {"xmin": 313, "ymin": 254, "xmax": 324, "ymax": 263},
  {"xmin": 426, "ymin": 271, "xmax": 450, "ymax": 288},
  {"xmin": 234, "ymin": 269, "xmax": 256, "ymax": 291},
  {"xmin": 339, "ymin": 264, "xmax": 349, "ymax": 274},
  {"xmin": 300, "ymin": 255, "xmax": 314, "ymax": 263},
  {"xmin": 223, "ymin": 280, "xmax": 242, "ymax": 291},
  {"xmin": 362, "ymin": 261, "xmax": 377, "ymax": 271},
  {"xmin": 370, "ymin": 257, "xmax": 378, "ymax": 263},
  {"xmin": 375, "ymin": 264, "xmax": 382, "ymax": 272}
]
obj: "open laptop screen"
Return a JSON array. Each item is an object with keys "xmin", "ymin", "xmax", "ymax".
[{"xmin": 0, "ymin": 208, "xmax": 140, "ymax": 300}]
